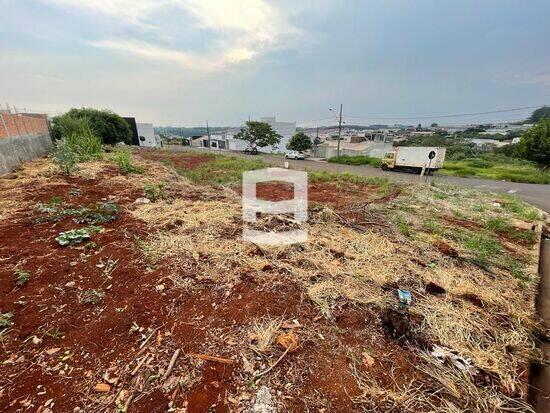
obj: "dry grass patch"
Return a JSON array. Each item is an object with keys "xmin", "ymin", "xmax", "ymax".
[
  {"xmin": 249, "ymin": 318, "xmax": 283, "ymax": 353},
  {"xmin": 124, "ymin": 155, "xmax": 541, "ymax": 410}
]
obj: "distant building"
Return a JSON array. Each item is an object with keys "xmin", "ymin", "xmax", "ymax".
[
  {"xmin": 124, "ymin": 118, "xmax": 160, "ymax": 147},
  {"xmin": 202, "ymin": 117, "xmax": 296, "ymax": 153},
  {"xmin": 136, "ymin": 123, "xmax": 160, "ymax": 147},
  {"xmin": 312, "ymin": 140, "xmax": 393, "ymax": 159},
  {"xmin": 192, "ymin": 133, "xmax": 228, "ymax": 149},
  {"xmin": 259, "ymin": 116, "xmax": 296, "ymax": 153}
]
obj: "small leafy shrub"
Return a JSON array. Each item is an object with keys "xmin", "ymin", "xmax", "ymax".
[
  {"xmin": 74, "ymin": 202, "xmax": 120, "ymax": 224},
  {"xmin": 52, "ymin": 115, "xmax": 91, "ymax": 140},
  {"xmin": 36, "ymin": 199, "xmax": 119, "ymax": 225},
  {"xmin": 0, "ymin": 312, "xmax": 14, "ymax": 329},
  {"xmin": 50, "ymin": 118, "xmax": 103, "ymax": 174},
  {"xmin": 36, "ymin": 205, "xmax": 87, "ymax": 223},
  {"xmin": 64, "ymin": 127, "xmax": 103, "ymax": 161},
  {"xmin": 51, "ymin": 138, "xmax": 80, "ymax": 174},
  {"xmin": 112, "ymin": 149, "xmax": 143, "ymax": 174},
  {"xmin": 36, "ymin": 197, "xmax": 64, "ymax": 214},
  {"xmin": 144, "ymin": 182, "xmax": 166, "ymax": 202},
  {"xmin": 81, "ymin": 289, "xmax": 105, "ymax": 305},
  {"xmin": 14, "ymin": 269, "xmax": 29, "ymax": 287},
  {"xmin": 56, "ymin": 228, "xmax": 92, "ymax": 246}
]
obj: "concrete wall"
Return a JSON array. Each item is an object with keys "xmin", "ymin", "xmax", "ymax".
[{"xmin": 0, "ymin": 133, "xmax": 52, "ymax": 174}]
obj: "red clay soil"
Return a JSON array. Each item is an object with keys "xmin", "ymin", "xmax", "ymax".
[
  {"xmin": 0, "ymin": 167, "xmax": 424, "ymax": 412},
  {"xmin": 135, "ymin": 149, "xmax": 214, "ymax": 170},
  {"xmin": 235, "ymin": 181, "xmax": 384, "ymax": 206},
  {"xmin": 432, "ymin": 240, "xmax": 459, "ymax": 258},
  {"xmin": 441, "ymin": 216, "xmax": 482, "ymax": 231}
]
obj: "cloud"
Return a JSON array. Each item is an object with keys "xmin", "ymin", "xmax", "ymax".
[
  {"xmin": 500, "ymin": 71, "xmax": 550, "ymax": 88},
  {"xmin": 42, "ymin": 0, "xmax": 300, "ymax": 71},
  {"xmin": 521, "ymin": 72, "xmax": 550, "ymax": 87},
  {"xmin": 88, "ymin": 39, "xmax": 255, "ymax": 72},
  {"xmin": 41, "ymin": 0, "xmax": 169, "ymax": 28}
]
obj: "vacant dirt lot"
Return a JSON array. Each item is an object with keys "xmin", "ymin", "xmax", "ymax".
[{"xmin": 0, "ymin": 150, "xmax": 543, "ymax": 412}]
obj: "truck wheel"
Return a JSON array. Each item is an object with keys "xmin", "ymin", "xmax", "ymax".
[{"xmin": 381, "ymin": 164, "xmax": 389, "ymax": 171}]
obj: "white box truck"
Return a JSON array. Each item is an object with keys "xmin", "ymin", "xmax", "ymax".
[{"xmin": 380, "ymin": 147, "xmax": 446, "ymax": 173}]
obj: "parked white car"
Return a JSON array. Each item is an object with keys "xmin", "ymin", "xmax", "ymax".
[{"xmin": 285, "ymin": 151, "xmax": 305, "ymax": 160}]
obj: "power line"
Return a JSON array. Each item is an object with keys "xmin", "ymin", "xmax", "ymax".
[{"xmin": 344, "ymin": 104, "xmax": 546, "ymax": 121}]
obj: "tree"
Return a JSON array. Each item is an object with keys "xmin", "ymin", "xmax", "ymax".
[
  {"xmin": 430, "ymin": 123, "xmax": 438, "ymax": 127},
  {"xmin": 52, "ymin": 108, "xmax": 131, "ymax": 145},
  {"xmin": 517, "ymin": 119, "xmax": 550, "ymax": 168},
  {"xmin": 233, "ymin": 121, "xmax": 281, "ymax": 150},
  {"xmin": 286, "ymin": 132, "xmax": 312, "ymax": 152},
  {"xmin": 527, "ymin": 106, "xmax": 550, "ymax": 124}
]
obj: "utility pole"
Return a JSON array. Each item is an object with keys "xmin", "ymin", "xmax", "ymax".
[
  {"xmin": 206, "ymin": 120, "xmax": 211, "ymax": 149},
  {"xmin": 337, "ymin": 104, "xmax": 343, "ymax": 158}
]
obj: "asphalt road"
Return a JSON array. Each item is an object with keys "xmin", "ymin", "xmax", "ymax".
[{"xmin": 162, "ymin": 146, "xmax": 549, "ymax": 212}]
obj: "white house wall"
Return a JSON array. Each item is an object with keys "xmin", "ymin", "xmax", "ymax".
[{"xmin": 136, "ymin": 123, "xmax": 159, "ymax": 147}]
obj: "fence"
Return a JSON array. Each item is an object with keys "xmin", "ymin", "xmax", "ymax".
[{"xmin": 0, "ymin": 112, "xmax": 50, "ymax": 139}]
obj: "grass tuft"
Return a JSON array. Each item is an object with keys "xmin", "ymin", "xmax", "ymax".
[
  {"xmin": 328, "ymin": 155, "xmax": 382, "ymax": 168},
  {"xmin": 178, "ymin": 155, "xmax": 266, "ymax": 184}
]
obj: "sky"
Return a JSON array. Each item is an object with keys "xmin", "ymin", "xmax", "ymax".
[{"xmin": 1, "ymin": 0, "xmax": 550, "ymax": 127}]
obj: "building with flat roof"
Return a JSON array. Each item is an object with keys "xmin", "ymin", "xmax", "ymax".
[{"xmin": 259, "ymin": 116, "xmax": 296, "ymax": 153}]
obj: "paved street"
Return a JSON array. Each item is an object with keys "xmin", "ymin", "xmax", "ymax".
[{"xmin": 162, "ymin": 146, "xmax": 549, "ymax": 212}]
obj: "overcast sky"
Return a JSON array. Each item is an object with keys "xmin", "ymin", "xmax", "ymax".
[{"xmin": 1, "ymin": 0, "xmax": 549, "ymax": 126}]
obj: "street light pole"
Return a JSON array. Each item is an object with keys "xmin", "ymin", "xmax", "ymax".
[
  {"xmin": 206, "ymin": 120, "xmax": 211, "ymax": 149},
  {"xmin": 337, "ymin": 104, "xmax": 343, "ymax": 158}
]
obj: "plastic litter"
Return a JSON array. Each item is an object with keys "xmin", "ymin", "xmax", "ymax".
[
  {"xmin": 397, "ymin": 289, "xmax": 412, "ymax": 307},
  {"xmin": 431, "ymin": 345, "xmax": 478, "ymax": 376}
]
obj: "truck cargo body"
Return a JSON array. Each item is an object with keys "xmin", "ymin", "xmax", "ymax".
[{"xmin": 381, "ymin": 147, "xmax": 446, "ymax": 172}]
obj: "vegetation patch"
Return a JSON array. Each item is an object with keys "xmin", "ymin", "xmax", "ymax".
[
  {"xmin": 328, "ymin": 155, "xmax": 383, "ymax": 167},
  {"xmin": 73, "ymin": 202, "xmax": 120, "ymax": 225},
  {"xmin": 112, "ymin": 149, "xmax": 144, "ymax": 174},
  {"xmin": 178, "ymin": 154, "xmax": 267, "ymax": 184},
  {"xmin": 50, "ymin": 117, "xmax": 103, "ymax": 174},
  {"xmin": 81, "ymin": 289, "xmax": 105, "ymax": 305},
  {"xmin": 56, "ymin": 226, "xmax": 101, "ymax": 246},
  {"xmin": 0, "ymin": 148, "xmax": 543, "ymax": 413},
  {"xmin": 0, "ymin": 312, "xmax": 14, "ymax": 330},
  {"xmin": 14, "ymin": 268, "xmax": 29, "ymax": 287},
  {"xmin": 144, "ymin": 182, "xmax": 166, "ymax": 202},
  {"xmin": 36, "ymin": 199, "xmax": 119, "ymax": 225},
  {"xmin": 440, "ymin": 155, "xmax": 550, "ymax": 184}
]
